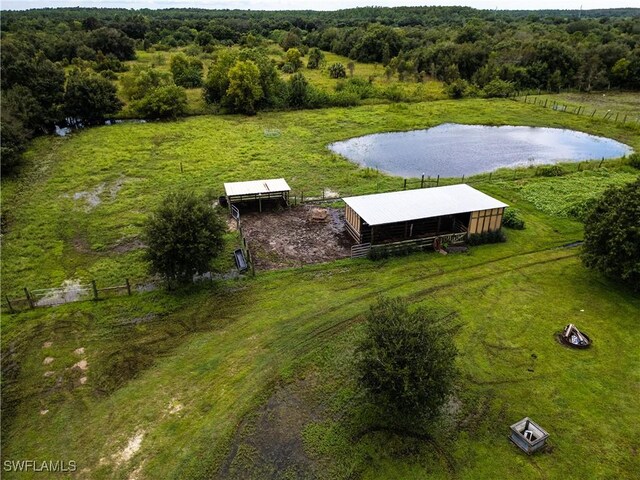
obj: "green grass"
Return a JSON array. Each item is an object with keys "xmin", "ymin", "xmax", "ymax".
[
  {"xmin": 2, "ymin": 98, "xmax": 639, "ymax": 479},
  {"xmin": 3, "ymin": 98, "xmax": 638, "ymax": 296}
]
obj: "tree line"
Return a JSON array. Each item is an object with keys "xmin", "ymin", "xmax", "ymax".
[{"xmin": 2, "ymin": 6, "xmax": 639, "ymax": 173}]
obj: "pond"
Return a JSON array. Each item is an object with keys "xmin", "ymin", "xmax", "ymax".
[{"xmin": 328, "ymin": 123, "xmax": 633, "ymax": 178}]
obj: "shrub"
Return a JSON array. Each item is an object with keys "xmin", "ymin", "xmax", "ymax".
[
  {"xmin": 503, "ymin": 208, "xmax": 525, "ymax": 230},
  {"xmin": 445, "ymin": 79, "xmax": 470, "ymax": 99},
  {"xmin": 628, "ymin": 153, "xmax": 640, "ymax": 169},
  {"xmin": 132, "ymin": 85, "xmax": 188, "ymax": 119},
  {"xmin": 328, "ymin": 62, "xmax": 346, "ymax": 79},
  {"xmin": 357, "ymin": 297, "xmax": 458, "ymax": 427},
  {"xmin": 466, "ymin": 230, "xmax": 507, "ymax": 246},
  {"xmin": 536, "ymin": 165, "xmax": 565, "ymax": 177},
  {"xmin": 330, "ymin": 90, "xmax": 360, "ymax": 107}
]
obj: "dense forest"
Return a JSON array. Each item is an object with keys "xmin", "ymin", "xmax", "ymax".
[{"xmin": 1, "ymin": 6, "xmax": 639, "ymax": 172}]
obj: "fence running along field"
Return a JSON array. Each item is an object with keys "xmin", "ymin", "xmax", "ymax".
[
  {"xmin": 513, "ymin": 94, "xmax": 640, "ymax": 125},
  {"xmin": 4, "ymin": 279, "xmax": 132, "ymax": 313}
]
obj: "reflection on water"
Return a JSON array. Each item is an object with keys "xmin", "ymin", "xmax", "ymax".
[{"xmin": 329, "ymin": 123, "xmax": 633, "ymax": 177}]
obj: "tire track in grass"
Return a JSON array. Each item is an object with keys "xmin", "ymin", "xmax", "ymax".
[{"xmin": 289, "ymin": 248, "xmax": 578, "ymax": 356}]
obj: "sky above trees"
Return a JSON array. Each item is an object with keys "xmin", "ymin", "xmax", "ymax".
[{"xmin": 3, "ymin": 0, "xmax": 637, "ymax": 11}]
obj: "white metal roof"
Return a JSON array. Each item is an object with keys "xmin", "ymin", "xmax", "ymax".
[
  {"xmin": 343, "ymin": 184, "xmax": 508, "ymax": 226},
  {"xmin": 224, "ymin": 178, "xmax": 291, "ymax": 197}
]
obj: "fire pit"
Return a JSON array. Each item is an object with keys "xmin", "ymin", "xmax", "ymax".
[
  {"xmin": 558, "ymin": 323, "xmax": 591, "ymax": 349},
  {"xmin": 509, "ymin": 417, "xmax": 549, "ymax": 454}
]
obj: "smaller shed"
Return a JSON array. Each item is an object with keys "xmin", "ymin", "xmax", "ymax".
[{"xmin": 224, "ymin": 178, "xmax": 291, "ymax": 212}]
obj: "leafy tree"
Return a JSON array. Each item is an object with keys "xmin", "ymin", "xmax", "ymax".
[
  {"xmin": 0, "ymin": 107, "xmax": 31, "ymax": 174},
  {"xmin": 203, "ymin": 49, "xmax": 240, "ymax": 104},
  {"xmin": 284, "ymin": 47, "xmax": 303, "ymax": 71},
  {"xmin": 132, "ymin": 85, "xmax": 188, "ymax": 119},
  {"xmin": 170, "ymin": 53, "xmax": 204, "ymax": 88},
  {"xmin": 280, "ymin": 30, "xmax": 302, "ymax": 51},
  {"xmin": 357, "ymin": 297, "xmax": 458, "ymax": 426},
  {"xmin": 225, "ymin": 60, "xmax": 263, "ymax": 114},
  {"xmin": 582, "ymin": 179, "xmax": 640, "ymax": 291},
  {"xmin": 64, "ymin": 70, "xmax": 123, "ymax": 125},
  {"xmin": 445, "ymin": 79, "xmax": 469, "ymax": 99},
  {"xmin": 87, "ymin": 27, "xmax": 135, "ymax": 61},
  {"xmin": 306, "ymin": 47, "xmax": 324, "ymax": 69},
  {"xmin": 328, "ymin": 62, "xmax": 346, "ymax": 79},
  {"xmin": 121, "ymin": 66, "xmax": 172, "ymax": 101},
  {"xmin": 144, "ymin": 192, "xmax": 226, "ymax": 286},
  {"xmin": 287, "ymin": 72, "xmax": 310, "ymax": 108}
]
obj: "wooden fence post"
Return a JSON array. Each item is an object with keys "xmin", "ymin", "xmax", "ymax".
[
  {"xmin": 91, "ymin": 280, "xmax": 98, "ymax": 300},
  {"xmin": 420, "ymin": 174, "xmax": 425, "ymax": 188},
  {"xmin": 461, "ymin": 174, "xmax": 465, "ymax": 184},
  {"xmin": 599, "ymin": 157, "xmax": 604, "ymax": 168},
  {"xmin": 180, "ymin": 161, "xmax": 183, "ymax": 173},
  {"xmin": 5, "ymin": 295, "xmax": 15, "ymax": 314},
  {"xmin": 126, "ymin": 278, "xmax": 132, "ymax": 296},
  {"xmin": 436, "ymin": 175, "xmax": 440, "ymax": 186},
  {"xmin": 489, "ymin": 172, "xmax": 492, "ymax": 182},
  {"xmin": 24, "ymin": 288, "xmax": 34, "ymax": 309}
]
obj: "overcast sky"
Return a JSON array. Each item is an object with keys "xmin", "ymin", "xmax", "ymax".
[{"xmin": 2, "ymin": 0, "xmax": 637, "ymax": 11}]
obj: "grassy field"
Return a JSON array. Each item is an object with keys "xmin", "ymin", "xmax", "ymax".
[{"xmin": 2, "ymin": 98, "xmax": 639, "ymax": 479}]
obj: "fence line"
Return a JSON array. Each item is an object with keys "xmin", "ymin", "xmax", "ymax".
[
  {"xmin": 4, "ymin": 278, "xmax": 133, "ymax": 313},
  {"xmin": 513, "ymin": 93, "xmax": 640, "ymax": 125}
]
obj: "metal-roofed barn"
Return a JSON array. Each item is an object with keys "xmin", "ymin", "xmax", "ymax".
[
  {"xmin": 224, "ymin": 178, "xmax": 291, "ymax": 212},
  {"xmin": 343, "ymin": 184, "xmax": 508, "ymax": 245}
]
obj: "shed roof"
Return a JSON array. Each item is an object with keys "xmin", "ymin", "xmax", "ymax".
[
  {"xmin": 343, "ymin": 184, "xmax": 508, "ymax": 226},
  {"xmin": 224, "ymin": 178, "xmax": 291, "ymax": 197}
]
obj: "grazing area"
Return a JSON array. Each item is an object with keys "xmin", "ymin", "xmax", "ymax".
[
  {"xmin": 1, "ymin": 97, "xmax": 639, "ymax": 480},
  {"xmin": 240, "ymin": 206, "xmax": 351, "ymax": 270}
]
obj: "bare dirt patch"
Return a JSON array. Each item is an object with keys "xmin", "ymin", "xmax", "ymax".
[{"xmin": 240, "ymin": 206, "xmax": 352, "ymax": 270}]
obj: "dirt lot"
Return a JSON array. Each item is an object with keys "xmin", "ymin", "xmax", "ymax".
[{"xmin": 239, "ymin": 205, "xmax": 352, "ymax": 270}]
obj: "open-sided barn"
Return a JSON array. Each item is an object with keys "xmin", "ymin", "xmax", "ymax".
[
  {"xmin": 343, "ymin": 184, "xmax": 508, "ymax": 245},
  {"xmin": 224, "ymin": 178, "xmax": 291, "ymax": 212}
]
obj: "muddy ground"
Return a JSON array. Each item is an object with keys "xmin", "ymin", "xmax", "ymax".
[{"xmin": 239, "ymin": 205, "xmax": 352, "ymax": 270}]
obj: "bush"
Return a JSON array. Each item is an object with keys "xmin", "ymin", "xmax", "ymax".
[
  {"xmin": 132, "ymin": 85, "xmax": 188, "ymax": 119},
  {"xmin": 582, "ymin": 179, "xmax": 640, "ymax": 291},
  {"xmin": 503, "ymin": 208, "xmax": 525, "ymax": 230},
  {"xmin": 357, "ymin": 297, "xmax": 458, "ymax": 427},
  {"xmin": 466, "ymin": 230, "xmax": 507, "ymax": 246},
  {"xmin": 328, "ymin": 62, "xmax": 347, "ymax": 79},
  {"xmin": 144, "ymin": 192, "xmax": 226, "ymax": 286},
  {"xmin": 536, "ymin": 165, "xmax": 565, "ymax": 177},
  {"xmin": 628, "ymin": 153, "xmax": 640, "ymax": 169},
  {"xmin": 445, "ymin": 79, "xmax": 470, "ymax": 99},
  {"xmin": 330, "ymin": 90, "xmax": 360, "ymax": 107}
]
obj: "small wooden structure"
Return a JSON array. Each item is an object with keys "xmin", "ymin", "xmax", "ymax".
[
  {"xmin": 509, "ymin": 417, "xmax": 549, "ymax": 454},
  {"xmin": 343, "ymin": 184, "xmax": 508, "ymax": 245},
  {"xmin": 224, "ymin": 178, "xmax": 290, "ymax": 213}
]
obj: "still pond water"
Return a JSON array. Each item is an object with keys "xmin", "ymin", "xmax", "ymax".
[{"xmin": 328, "ymin": 123, "xmax": 633, "ymax": 177}]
